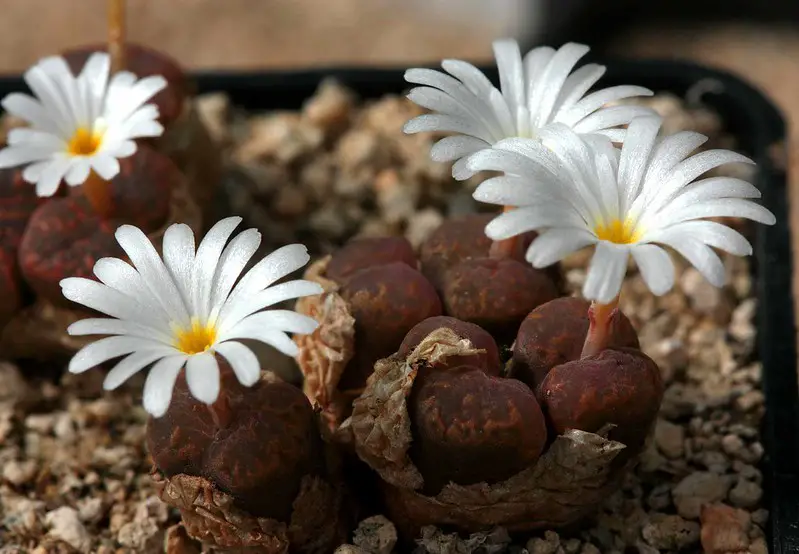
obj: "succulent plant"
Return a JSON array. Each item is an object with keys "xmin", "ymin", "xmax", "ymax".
[{"xmin": 148, "ymin": 364, "xmax": 347, "ymax": 553}]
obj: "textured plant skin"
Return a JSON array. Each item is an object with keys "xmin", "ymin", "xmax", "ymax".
[
  {"xmin": 18, "ymin": 147, "xmax": 176, "ymax": 306},
  {"xmin": 62, "ymin": 42, "xmax": 187, "ymax": 129},
  {"xmin": 0, "ymin": 250, "xmax": 22, "ymax": 329},
  {"xmin": 326, "ymin": 236, "xmax": 417, "ymax": 284},
  {"xmin": 418, "ymin": 213, "xmax": 559, "ymax": 293},
  {"xmin": 337, "ymin": 262, "xmax": 442, "ymax": 390},
  {"xmin": 540, "ymin": 347, "xmax": 664, "ymax": 454},
  {"xmin": 442, "ymin": 257, "xmax": 558, "ymax": 343},
  {"xmin": 147, "ymin": 366, "xmax": 326, "ymax": 523},
  {"xmin": 408, "ymin": 365, "xmax": 547, "ymax": 495},
  {"xmin": 397, "ymin": 316, "xmax": 501, "ymax": 376},
  {"xmin": 511, "ymin": 296, "xmax": 639, "ymax": 395}
]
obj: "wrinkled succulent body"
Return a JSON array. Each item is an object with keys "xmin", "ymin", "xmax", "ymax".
[
  {"xmin": 147, "ymin": 365, "xmax": 346, "ymax": 553},
  {"xmin": 296, "ymin": 217, "xmax": 665, "ymax": 537}
]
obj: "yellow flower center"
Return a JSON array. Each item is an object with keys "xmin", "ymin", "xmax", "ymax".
[
  {"xmin": 67, "ymin": 127, "xmax": 103, "ymax": 156},
  {"xmin": 594, "ymin": 217, "xmax": 642, "ymax": 245},
  {"xmin": 174, "ymin": 318, "xmax": 217, "ymax": 355}
]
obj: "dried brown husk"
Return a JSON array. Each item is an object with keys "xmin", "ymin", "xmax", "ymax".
[
  {"xmin": 157, "ymin": 97, "xmax": 222, "ymax": 226},
  {"xmin": 153, "ymin": 471, "xmax": 346, "ymax": 554},
  {"xmin": 349, "ymin": 327, "xmax": 638, "ymax": 535},
  {"xmin": 0, "ymin": 175, "xmax": 202, "ymax": 361},
  {"xmin": 293, "ymin": 256, "xmax": 357, "ymax": 435}
]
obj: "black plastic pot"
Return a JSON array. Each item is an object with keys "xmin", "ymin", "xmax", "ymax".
[{"xmin": 0, "ymin": 58, "xmax": 795, "ymax": 552}]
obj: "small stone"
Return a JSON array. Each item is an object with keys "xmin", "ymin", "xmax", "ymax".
[
  {"xmin": 406, "ymin": 208, "xmax": 445, "ymax": 250},
  {"xmin": 302, "ymin": 79, "xmax": 354, "ymax": 134},
  {"xmin": 735, "ymin": 390, "xmax": 764, "ymax": 412},
  {"xmin": 680, "ymin": 268, "xmax": 732, "ymax": 321},
  {"xmin": 673, "ymin": 472, "xmax": 731, "ymax": 519},
  {"xmin": 77, "ymin": 497, "xmax": 105, "ymax": 524},
  {"xmin": 641, "ymin": 513, "xmax": 700, "ymax": 550},
  {"xmin": 45, "ymin": 507, "xmax": 91, "ymax": 552},
  {"xmin": 562, "ymin": 538, "xmax": 582, "ymax": 553},
  {"xmin": 647, "ymin": 484, "xmax": 673, "ymax": 511},
  {"xmin": 164, "ymin": 524, "xmax": 202, "ymax": 554},
  {"xmin": 751, "ymin": 509, "xmax": 769, "ymax": 526},
  {"xmin": 337, "ymin": 129, "xmax": 386, "ymax": 171},
  {"xmin": 654, "ymin": 419, "xmax": 685, "ymax": 459},
  {"xmin": 195, "ymin": 93, "xmax": 230, "ymax": 143},
  {"xmin": 352, "ymin": 515, "xmax": 398, "ymax": 554},
  {"xmin": 335, "ymin": 547, "xmax": 367, "ymax": 554},
  {"xmin": 2, "ymin": 459, "xmax": 38, "ymax": 486},
  {"xmin": 273, "ymin": 186, "xmax": 308, "ymax": 218},
  {"xmin": 721, "ymin": 434, "xmax": 745, "ymax": 457},
  {"xmin": 750, "ymin": 536, "xmax": 768, "ymax": 554},
  {"xmin": 579, "ymin": 544, "xmax": 600, "ymax": 554},
  {"xmin": 527, "ymin": 530, "xmax": 561, "ymax": 554},
  {"xmin": 728, "ymin": 478, "xmax": 763, "ymax": 509},
  {"xmin": 700, "ymin": 503, "xmax": 751, "ymax": 554},
  {"xmin": 417, "ymin": 526, "xmax": 511, "ymax": 554}
]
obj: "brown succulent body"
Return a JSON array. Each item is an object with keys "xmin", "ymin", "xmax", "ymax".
[
  {"xmin": 338, "ymin": 262, "xmax": 441, "ymax": 390},
  {"xmin": 442, "ymin": 257, "xmax": 558, "ymax": 343},
  {"xmin": 0, "ymin": 249, "xmax": 21, "ymax": 328},
  {"xmin": 18, "ymin": 147, "xmax": 177, "ymax": 306},
  {"xmin": 397, "ymin": 316, "xmax": 501, "ymax": 376},
  {"xmin": 326, "ymin": 236, "xmax": 417, "ymax": 283},
  {"xmin": 147, "ymin": 366, "xmax": 325, "ymax": 522},
  {"xmin": 62, "ymin": 43, "xmax": 187, "ymax": 128},
  {"xmin": 408, "ymin": 365, "xmax": 547, "ymax": 495},
  {"xmin": 511, "ymin": 296, "xmax": 639, "ymax": 394},
  {"xmin": 540, "ymin": 347, "xmax": 664, "ymax": 452},
  {"xmin": 0, "ymin": 168, "xmax": 44, "ymax": 252}
]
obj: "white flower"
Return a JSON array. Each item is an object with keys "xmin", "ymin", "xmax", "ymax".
[
  {"xmin": 0, "ymin": 52, "xmax": 167, "ymax": 197},
  {"xmin": 403, "ymin": 39, "xmax": 654, "ymax": 180},
  {"xmin": 60, "ymin": 216, "xmax": 323, "ymax": 417},
  {"xmin": 469, "ymin": 115, "xmax": 776, "ymax": 303}
]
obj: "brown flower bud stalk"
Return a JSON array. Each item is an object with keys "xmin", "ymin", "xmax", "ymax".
[
  {"xmin": 580, "ymin": 296, "xmax": 620, "ymax": 359},
  {"xmin": 488, "ymin": 206, "xmax": 519, "ymax": 260},
  {"xmin": 108, "ymin": 0, "xmax": 126, "ymax": 74},
  {"xmin": 81, "ymin": 171, "xmax": 114, "ymax": 219}
]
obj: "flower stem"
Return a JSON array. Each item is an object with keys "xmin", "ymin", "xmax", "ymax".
[
  {"xmin": 207, "ymin": 393, "xmax": 232, "ymax": 430},
  {"xmin": 489, "ymin": 206, "xmax": 519, "ymax": 260},
  {"xmin": 108, "ymin": 0, "xmax": 126, "ymax": 74},
  {"xmin": 82, "ymin": 171, "xmax": 114, "ymax": 219},
  {"xmin": 580, "ymin": 296, "xmax": 620, "ymax": 359}
]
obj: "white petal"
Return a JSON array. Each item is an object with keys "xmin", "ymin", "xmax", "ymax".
[
  {"xmin": 208, "ymin": 228, "xmax": 262, "ymax": 321},
  {"xmin": 217, "ymin": 326, "xmax": 298, "ymax": 357},
  {"xmin": 530, "ymin": 42, "xmax": 590, "ymax": 127},
  {"xmin": 631, "ymin": 244, "xmax": 674, "ymax": 296},
  {"xmin": 617, "ymin": 115, "xmax": 662, "ymax": 213},
  {"xmin": 0, "ymin": 146, "xmax": 55, "ymax": 169},
  {"xmin": 551, "ymin": 63, "xmax": 605, "ymax": 114},
  {"xmin": 473, "ymin": 175, "xmax": 558, "ymax": 207},
  {"xmin": 89, "ymin": 154, "xmax": 120, "ymax": 180},
  {"xmin": 582, "ymin": 242, "xmax": 629, "ymax": 303},
  {"xmin": 69, "ymin": 335, "xmax": 172, "ymax": 374},
  {"xmin": 571, "ymin": 105, "xmax": 655, "ymax": 134},
  {"xmin": 526, "ymin": 228, "xmax": 596, "ymax": 268},
  {"xmin": 220, "ymin": 310, "xmax": 318, "ymax": 340},
  {"xmin": 652, "ymin": 232, "xmax": 726, "ymax": 287},
  {"xmin": 214, "ymin": 341, "xmax": 261, "ymax": 387},
  {"xmin": 559, "ymin": 85, "xmax": 653, "ymax": 127},
  {"xmin": 224, "ymin": 244, "xmax": 311, "ymax": 308},
  {"xmin": 493, "ymin": 39, "xmax": 525, "ymax": 113},
  {"xmin": 451, "ymin": 156, "xmax": 477, "ymax": 180},
  {"xmin": 1, "ymin": 93, "xmax": 59, "ymax": 133},
  {"xmin": 403, "ymin": 113, "xmax": 493, "ymax": 141},
  {"xmin": 441, "ymin": 59, "xmax": 496, "ymax": 97},
  {"xmin": 115, "ymin": 224, "xmax": 190, "ymax": 325},
  {"xmin": 35, "ymin": 157, "xmax": 70, "ymax": 196},
  {"xmin": 92, "ymin": 257, "xmax": 171, "ymax": 324},
  {"xmin": 191, "ymin": 216, "xmax": 243, "ymax": 320},
  {"xmin": 162, "ymin": 223, "xmax": 196, "ymax": 313},
  {"xmin": 217, "ymin": 280, "xmax": 323, "ymax": 332},
  {"xmin": 654, "ymin": 198, "xmax": 775, "ymax": 228},
  {"xmin": 430, "ymin": 135, "xmax": 488, "ymax": 162},
  {"xmin": 67, "ymin": 317, "xmax": 173, "ymax": 344},
  {"xmin": 142, "ymin": 355, "xmax": 186, "ymax": 417},
  {"xmin": 60, "ymin": 276, "xmax": 172, "ymax": 331},
  {"xmin": 185, "ymin": 353, "xmax": 221, "ymax": 405},
  {"xmin": 103, "ymin": 350, "xmax": 166, "ymax": 390},
  {"xmin": 466, "ymin": 141, "xmax": 564, "ymax": 184},
  {"xmin": 64, "ymin": 157, "xmax": 91, "ymax": 186},
  {"xmin": 642, "ymin": 131, "xmax": 708, "ymax": 187},
  {"xmin": 484, "ymin": 206, "xmax": 585, "ymax": 240},
  {"xmin": 22, "ymin": 160, "xmax": 51, "ymax": 182},
  {"xmin": 649, "ymin": 220, "xmax": 752, "ymax": 256}
]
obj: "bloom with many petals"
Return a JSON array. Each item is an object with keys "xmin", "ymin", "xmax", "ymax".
[
  {"xmin": 470, "ymin": 115, "xmax": 776, "ymax": 303},
  {"xmin": 0, "ymin": 52, "xmax": 166, "ymax": 196},
  {"xmin": 403, "ymin": 39, "xmax": 654, "ymax": 180},
  {"xmin": 60, "ymin": 216, "xmax": 323, "ymax": 417}
]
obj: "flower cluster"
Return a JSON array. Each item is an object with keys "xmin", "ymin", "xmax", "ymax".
[
  {"xmin": 405, "ymin": 40, "xmax": 775, "ymax": 303},
  {"xmin": 0, "ymin": 52, "xmax": 165, "ymax": 196}
]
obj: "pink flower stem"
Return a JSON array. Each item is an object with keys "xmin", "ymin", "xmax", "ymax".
[{"xmin": 580, "ymin": 296, "xmax": 620, "ymax": 359}]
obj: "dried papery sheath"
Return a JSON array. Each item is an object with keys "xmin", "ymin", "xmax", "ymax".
[
  {"xmin": 470, "ymin": 115, "xmax": 776, "ymax": 303},
  {"xmin": 0, "ymin": 52, "xmax": 166, "ymax": 196},
  {"xmin": 403, "ymin": 39, "xmax": 654, "ymax": 179},
  {"xmin": 60, "ymin": 216, "xmax": 322, "ymax": 416}
]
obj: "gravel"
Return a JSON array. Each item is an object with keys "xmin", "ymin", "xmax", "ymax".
[{"xmin": 0, "ymin": 81, "xmax": 771, "ymax": 553}]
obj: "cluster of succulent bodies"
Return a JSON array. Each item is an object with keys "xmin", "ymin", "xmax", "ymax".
[{"xmin": 0, "ymin": 36, "xmax": 775, "ymax": 553}]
